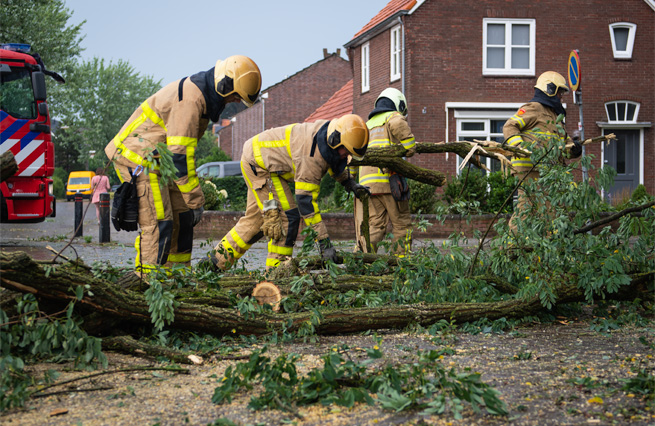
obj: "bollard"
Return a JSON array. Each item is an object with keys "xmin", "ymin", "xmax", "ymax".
[
  {"xmin": 99, "ymin": 192, "xmax": 111, "ymax": 243},
  {"xmin": 74, "ymin": 193, "xmax": 83, "ymax": 237}
]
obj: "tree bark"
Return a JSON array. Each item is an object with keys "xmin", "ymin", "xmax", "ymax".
[
  {"xmin": 1, "ymin": 150, "xmax": 18, "ymax": 183},
  {"xmin": 2, "ymin": 251, "xmax": 651, "ymax": 338}
]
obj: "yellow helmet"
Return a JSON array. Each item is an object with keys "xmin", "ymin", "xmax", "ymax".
[
  {"xmin": 327, "ymin": 114, "xmax": 369, "ymax": 161},
  {"xmin": 214, "ymin": 55, "xmax": 262, "ymax": 107},
  {"xmin": 376, "ymin": 87, "xmax": 408, "ymax": 115},
  {"xmin": 535, "ymin": 71, "xmax": 569, "ymax": 97}
]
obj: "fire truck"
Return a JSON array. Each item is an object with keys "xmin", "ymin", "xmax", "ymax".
[{"xmin": 0, "ymin": 43, "xmax": 64, "ymax": 222}]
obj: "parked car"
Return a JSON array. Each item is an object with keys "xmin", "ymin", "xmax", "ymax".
[
  {"xmin": 196, "ymin": 161, "xmax": 242, "ymax": 179},
  {"xmin": 65, "ymin": 171, "xmax": 95, "ymax": 201}
]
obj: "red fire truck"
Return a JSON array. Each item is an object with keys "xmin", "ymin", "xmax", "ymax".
[{"xmin": 0, "ymin": 43, "xmax": 64, "ymax": 222}]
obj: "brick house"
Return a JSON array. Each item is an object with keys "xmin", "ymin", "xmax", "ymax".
[
  {"xmin": 215, "ymin": 51, "xmax": 352, "ymax": 160},
  {"xmin": 344, "ymin": 0, "xmax": 655, "ymax": 198}
]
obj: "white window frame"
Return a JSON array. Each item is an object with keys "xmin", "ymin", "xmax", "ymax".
[
  {"xmin": 483, "ymin": 18, "xmax": 536, "ymax": 76},
  {"xmin": 609, "ymin": 22, "xmax": 637, "ymax": 59},
  {"xmin": 455, "ymin": 112, "xmax": 514, "ymax": 175},
  {"xmin": 390, "ymin": 25, "xmax": 402, "ymax": 82},
  {"xmin": 604, "ymin": 101, "xmax": 640, "ymax": 123},
  {"xmin": 361, "ymin": 42, "xmax": 370, "ymax": 93}
]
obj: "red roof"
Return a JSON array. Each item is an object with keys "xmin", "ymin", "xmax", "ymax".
[
  {"xmin": 304, "ymin": 79, "xmax": 353, "ymax": 122},
  {"xmin": 352, "ymin": 0, "xmax": 417, "ymax": 39}
]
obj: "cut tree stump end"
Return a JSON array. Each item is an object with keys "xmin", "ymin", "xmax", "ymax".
[{"xmin": 252, "ymin": 281, "xmax": 282, "ymax": 311}]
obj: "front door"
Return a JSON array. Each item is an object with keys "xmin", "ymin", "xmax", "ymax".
[{"xmin": 603, "ymin": 129, "xmax": 640, "ymax": 203}]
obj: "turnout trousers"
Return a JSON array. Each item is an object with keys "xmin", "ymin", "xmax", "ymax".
[
  {"xmin": 212, "ymin": 162, "xmax": 301, "ymax": 270},
  {"xmin": 354, "ymin": 193, "xmax": 412, "ymax": 256},
  {"xmin": 115, "ymin": 164, "xmax": 195, "ymax": 276}
]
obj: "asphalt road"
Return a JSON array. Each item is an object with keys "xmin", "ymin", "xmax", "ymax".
[{"xmin": 0, "ymin": 200, "xmax": 268, "ymax": 270}]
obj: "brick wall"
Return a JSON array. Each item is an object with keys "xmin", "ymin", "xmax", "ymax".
[
  {"xmin": 196, "ymin": 211, "xmax": 508, "ymax": 241},
  {"xmin": 217, "ymin": 53, "xmax": 352, "ymax": 160},
  {"xmin": 348, "ymin": 0, "xmax": 655, "ymax": 194}
]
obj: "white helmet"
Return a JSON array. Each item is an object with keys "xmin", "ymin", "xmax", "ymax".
[{"xmin": 375, "ymin": 88, "xmax": 408, "ymax": 115}]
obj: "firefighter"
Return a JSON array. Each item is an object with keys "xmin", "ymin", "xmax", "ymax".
[
  {"xmin": 210, "ymin": 114, "xmax": 370, "ymax": 271},
  {"xmin": 503, "ymin": 71, "xmax": 582, "ymax": 234},
  {"xmin": 353, "ymin": 88, "xmax": 415, "ymax": 256},
  {"xmin": 105, "ymin": 55, "xmax": 262, "ymax": 276}
]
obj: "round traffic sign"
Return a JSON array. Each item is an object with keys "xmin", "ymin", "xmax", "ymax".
[{"xmin": 568, "ymin": 50, "xmax": 581, "ymax": 91}]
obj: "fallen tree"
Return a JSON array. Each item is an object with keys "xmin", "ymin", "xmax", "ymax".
[{"xmin": 1, "ymin": 251, "xmax": 652, "ymax": 338}]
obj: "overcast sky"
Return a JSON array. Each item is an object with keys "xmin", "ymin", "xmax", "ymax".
[{"xmin": 63, "ymin": 0, "xmax": 390, "ymax": 90}]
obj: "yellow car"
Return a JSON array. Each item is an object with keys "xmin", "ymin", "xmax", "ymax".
[{"xmin": 66, "ymin": 171, "xmax": 96, "ymax": 201}]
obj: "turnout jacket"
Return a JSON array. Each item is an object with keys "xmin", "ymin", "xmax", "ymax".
[
  {"xmin": 105, "ymin": 75, "xmax": 216, "ymax": 210},
  {"xmin": 242, "ymin": 120, "xmax": 350, "ymax": 240},
  {"xmin": 503, "ymin": 102, "xmax": 568, "ymax": 171},
  {"xmin": 358, "ymin": 111, "xmax": 415, "ymax": 194}
]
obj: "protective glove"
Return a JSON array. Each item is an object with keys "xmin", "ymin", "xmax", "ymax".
[
  {"xmin": 260, "ymin": 199, "xmax": 286, "ymax": 241},
  {"xmin": 569, "ymin": 134, "xmax": 583, "ymax": 158},
  {"xmin": 192, "ymin": 207, "xmax": 204, "ymax": 227},
  {"xmin": 342, "ymin": 178, "xmax": 371, "ymax": 200},
  {"xmin": 318, "ymin": 238, "xmax": 337, "ymax": 263},
  {"xmin": 404, "ymin": 146, "xmax": 416, "ymax": 158}
]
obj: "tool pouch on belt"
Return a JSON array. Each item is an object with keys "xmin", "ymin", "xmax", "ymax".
[
  {"xmin": 389, "ymin": 173, "xmax": 410, "ymax": 202},
  {"xmin": 111, "ymin": 172, "xmax": 139, "ymax": 232}
]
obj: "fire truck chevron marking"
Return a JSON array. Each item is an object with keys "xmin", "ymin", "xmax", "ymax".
[{"xmin": 18, "ymin": 153, "xmax": 45, "ymax": 177}]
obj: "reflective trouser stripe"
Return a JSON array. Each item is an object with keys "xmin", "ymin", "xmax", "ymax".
[
  {"xmin": 167, "ymin": 252, "xmax": 191, "ymax": 262},
  {"xmin": 149, "ymin": 173, "xmax": 165, "ymax": 220},
  {"xmin": 268, "ymin": 240, "xmax": 293, "ymax": 255},
  {"xmin": 135, "ymin": 234, "xmax": 168, "ymax": 273},
  {"xmin": 270, "ymin": 174, "xmax": 292, "ymax": 210},
  {"xmin": 295, "ymin": 181, "xmax": 321, "ymax": 226},
  {"xmin": 266, "ymin": 258, "xmax": 281, "ymax": 268}
]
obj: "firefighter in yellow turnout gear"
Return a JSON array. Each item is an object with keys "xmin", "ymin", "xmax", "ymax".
[
  {"xmin": 503, "ymin": 71, "xmax": 582, "ymax": 234},
  {"xmin": 105, "ymin": 56, "xmax": 261, "ymax": 276},
  {"xmin": 353, "ymin": 88, "xmax": 415, "ymax": 255},
  {"xmin": 211, "ymin": 114, "xmax": 370, "ymax": 270}
]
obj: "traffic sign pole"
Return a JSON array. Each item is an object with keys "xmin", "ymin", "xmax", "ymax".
[{"xmin": 568, "ymin": 50, "xmax": 587, "ymax": 182}]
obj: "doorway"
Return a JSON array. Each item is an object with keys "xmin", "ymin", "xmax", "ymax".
[{"xmin": 603, "ymin": 129, "xmax": 640, "ymax": 205}]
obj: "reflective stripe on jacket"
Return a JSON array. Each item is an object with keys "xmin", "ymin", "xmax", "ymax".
[
  {"xmin": 358, "ymin": 111, "xmax": 415, "ymax": 194},
  {"xmin": 105, "ymin": 78, "xmax": 207, "ymax": 209},
  {"xmin": 503, "ymin": 102, "xmax": 567, "ymax": 170},
  {"xmin": 241, "ymin": 120, "xmax": 350, "ymax": 240}
]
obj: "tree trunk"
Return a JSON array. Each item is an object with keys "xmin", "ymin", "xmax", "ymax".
[
  {"xmin": 1, "ymin": 252, "xmax": 651, "ymax": 337},
  {"xmin": 1, "ymin": 150, "xmax": 18, "ymax": 183}
]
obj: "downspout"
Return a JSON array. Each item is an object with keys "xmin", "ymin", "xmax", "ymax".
[{"xmin": 398, "ymin": 16, "xmax": 405, "ymax": 94}]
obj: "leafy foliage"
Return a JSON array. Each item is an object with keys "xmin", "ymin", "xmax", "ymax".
[
  {"xmin": 205, "ymin": 176, "xmax": 248, "ymax": 211},
  {"xmin": 0, "ymin": 293, "xmax": 107, "ymax": 410},
  {"xmin": 212, "ymin": 344, "xmax": 508, "ymax": 418},
  {"xmin": 408, "ymin": 179, "xmax": 439, "ymax": 214},
  {"xmin": 442, "ymin": 168, "xmax": 516, "ymax": 214},
  {"xmin": 54, "ymin": 58, "xmax": 162, "ymax": 172}
]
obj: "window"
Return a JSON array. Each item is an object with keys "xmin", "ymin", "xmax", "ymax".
[
  {"xmin": 390, "ymin": 25, "xmax": 402, "ymax": 82},
  {"xmin": 457, "ymin": 118, "xmax": 508, "ymax": 174},
  {"xmin": 605, "ymin": 101, "xmax": 640, "ymax": 123},
  {"xmin": 609, "ymin": 22, "xmax": 636, "ymax": 59},
  {"xmin": 361, "ymin": 42, "xmax": 370, "ymax": 93},
  {"xmin": 483, "ymin": 18, "xmax": 535, "ymax": 76},
  {"xmin": 0, "ymin": 67, "xmax": 37, "ymax": 119}
]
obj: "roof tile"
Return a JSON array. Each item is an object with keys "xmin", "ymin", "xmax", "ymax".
[
  {"xmin": 352, "ymin": 0, "xmax": 416, "ymax": 39},
  {"xmin": 304, "ymin": 79, "xmax": 353, "ymax": 122}
]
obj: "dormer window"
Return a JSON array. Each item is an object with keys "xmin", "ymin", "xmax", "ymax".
[
  {"xmin": 605, "ymin": 101, "xmax": 639, "ymax": 123},
  {"xmin": 609, "ymin": 22, "xmax": 637, "ymax": 59}
]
